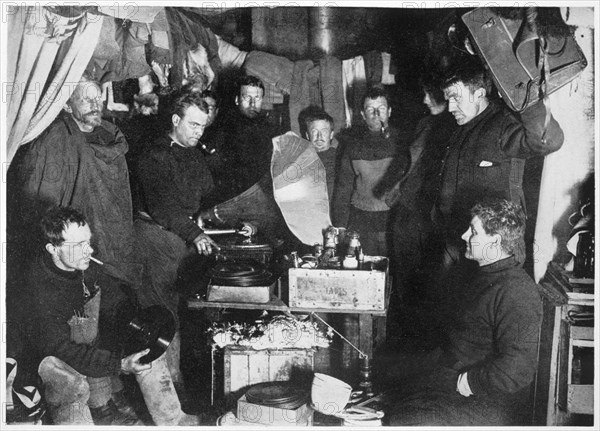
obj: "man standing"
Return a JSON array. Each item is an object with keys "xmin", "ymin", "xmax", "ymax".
[
  {"xmin": 8, "ymin": 74, "xmax": 139, "ymax": 288},
  {"xmin": 387, "ymin": 199, "xmax": 542, "ymax": 426},
  {"xmin": 332, "ymin": 85, "xmax": 410, "ymax": 256},
  {"xmin": 435, "ymin": 59, "xmax": 564, "ymax": 266},
  {"xmin": 302, "ymin": 106, "xmax": 340, "ymax": 204},
  {"xmin": 19, "ymin": 206, "xmax": 201, "ymax": 426},
  {"xmin": 197, "ymin": 89, "xmax": 226, "ymax": 179},
  {"xmin": 211, "ymin": 75, "xmax": 282, "ymax": 202}
]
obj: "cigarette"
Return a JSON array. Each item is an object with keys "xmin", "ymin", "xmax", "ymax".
[{"xmin": 90, "ymin": 256, "xmax": 104, "ymax": 265}]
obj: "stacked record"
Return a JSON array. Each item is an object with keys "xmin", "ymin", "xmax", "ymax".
[
  {"xmin": 209, "ymin": 261, "xmax": 274, "ymax": 287},
  {"xmin": 245, "ymin": 382, "xmax": 309, "ymax": 410}
]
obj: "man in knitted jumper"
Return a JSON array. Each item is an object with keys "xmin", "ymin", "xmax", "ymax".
[
  {"xmin": 332, "ymin": 85, "xmax": 410, "ymax": 256},
  {"xmin": 19, "ymin": 206, "xmax": 202, "ymax": 426}
]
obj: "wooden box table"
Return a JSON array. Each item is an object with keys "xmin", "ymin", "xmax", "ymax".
[
  {"xmin": 188, "ymin": 275, "xmax": 390, "ymax": 399},
  {"xmin": 534, "ymin": 262, "xmax": 594, "ymax": 425}
]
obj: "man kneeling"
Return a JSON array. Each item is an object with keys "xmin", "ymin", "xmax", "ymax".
[{"xmin": 21, "ymin": 206, "xmax": 201, "ymax": 426}]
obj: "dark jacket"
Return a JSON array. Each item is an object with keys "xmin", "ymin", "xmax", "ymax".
[
  {"xmin": 437, "ymin": 100, "xmax": 564, "ymax": 239},
  {"xmin": 25, "ymin": 253, "xmax": 123, "ymax": 378},
  {"xmin": 316, "ymin": 140, "xmax": 340, "ymax": 205},
  {"xmin": 136, "ymin": 135, "xmax": 215, "ymax": 244},
  {"xmin": 209, "ymin": 109, "xmax": 281, "ymax": 202},
  {"xmin": 443, "ymin": 256, "xmax": 542, "ymax": 397},
  {"xmin": 8, "ymin": 113, "xmax": 137, "ymax": 285}
]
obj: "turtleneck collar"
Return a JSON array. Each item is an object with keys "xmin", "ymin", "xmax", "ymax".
[
  {"xmin": 42, "ymin": 251, "xmax": 81, "ymax": 280},
  {"xmin": 478, "ymin": 255, "xmax": 520, "ymax": 274}
]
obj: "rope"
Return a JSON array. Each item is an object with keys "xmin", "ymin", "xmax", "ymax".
[{"xmin": 310, "ymin": 312, "xmax": 368, "ymax": 359}]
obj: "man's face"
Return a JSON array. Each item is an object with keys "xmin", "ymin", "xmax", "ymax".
[
  {"xmin": 361, "ymin": 97, "xmax": 391, "ymax": 132},
  {"xmin": 443, "ymin": 81, "xmax": 485, "ymax": 126},
  {"xmin": 48, "ymin": 222, "xmax": 94, "ymax": 272},
  {"xmin": 66, "ymin": 81, "xmax": 103, "ymax": 130},
  {"xmin": 306, "ymin": 120, "xmax": 334, "ymax": 152},
  {"xmin": 203, "ymin": 96, "xmax": 219, "ymax": 127},
  {"xmin": 461, "ymin": 216, "xmax": 500, "ymax": 266},
  {"xmin": 236, "ymin": 85, "xmax": 264, "ymax": 119},
  {"xmin": 172, "ymin": 105, "xmax": 208, "ymax": 148}
]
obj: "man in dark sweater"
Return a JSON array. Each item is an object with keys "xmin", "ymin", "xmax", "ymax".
[
  {"xmin": 332, "ymin": 85, "xmax": 410, "ymax": 256},
  {"xmin": 206, "ymin": 75, "xmax": 282, "ymax": 203},
  {"xmin": 19, "ymin": 207, "xmax": 201, "ymax": 426},
  {"xmin": 387, "ymin": 199, "xmax": 542, "ymax": 426},
  {"xmin": 301, "ymin": 106, "xmax": 340, "ymax": 206}
]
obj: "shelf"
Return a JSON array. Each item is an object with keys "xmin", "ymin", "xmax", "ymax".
[
  {"xmin": 570, "ymin": 326, "xmax": 594, "ymax": 342},
  {"xmin": 567, "ymin": 385, "xmax": 594, "ymax": 415}
]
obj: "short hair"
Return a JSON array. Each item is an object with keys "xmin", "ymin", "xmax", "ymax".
[
  {"xmin": 170, "ymin": 92, "xmax": 208, "ymax": 120},
  {"xmin": 302, "ymin": 106, "xmax": 334, "ymax": 130},
  {"xmin": 40, "ymin": 206, "xmax": 87, "ymax": 247},
  {"xmin": 361, "ymin": 85, "xmax": 389, "ymax": 108},
  {"xmin": 200, "ymin": 89, "xmax": 219, "ymax": 106},
  {"xmin": 238, "ymin": 75, "xmax": 265, "ymax": 93},
  {"xmin": 442, "ymin": 58, "xmax": 493, "ymax": 95},
  {"xmin": 419, "ymin": 72, "xmax": 445, "ymax": 107},
  {"xmin": 470, "ymin": 199, "xmax": 526, "ymax": 255}
]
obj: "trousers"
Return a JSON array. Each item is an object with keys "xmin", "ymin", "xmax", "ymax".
[{"xmin": 38, "ymin": 353, "xmax": 194, "ymax": 425}]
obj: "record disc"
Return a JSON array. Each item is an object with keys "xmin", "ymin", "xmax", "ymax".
[
  {"xmin": 118, "ymin": 305, "xmax": 176, "ymax": 364},
  {"xmin": 209, "ymin": 260, "xmax": 274, "ymax": 287},
  {"xmin": 245, "ymin": 382, "xmax": 308, "ymax": 409}
]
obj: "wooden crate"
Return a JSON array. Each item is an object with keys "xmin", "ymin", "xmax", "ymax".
[
  {"xmin": 216, "ymin": 347, "xmax": 314, "ymax": 400},
  {"xmin": 288, "ymin": 259, "xmax": 388, "ymax": 311}
]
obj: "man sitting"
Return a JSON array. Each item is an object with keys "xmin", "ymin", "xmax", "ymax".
[
  {"xmin": 385, "ymin": 199, "xmax": 542, "ymax": 426},
  {"xmin": 14, "ymin": 206, "xmax": 202, "ymax": 426}
]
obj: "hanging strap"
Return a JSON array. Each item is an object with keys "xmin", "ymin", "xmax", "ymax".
[{"xmin": 524, "ymin": 7, "xmax": 552, "ymax": 142}]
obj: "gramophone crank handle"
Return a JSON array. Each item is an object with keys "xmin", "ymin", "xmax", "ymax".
[{"xmin": 202, "ymin": 228, "xmax": 238, "ymax": 235}]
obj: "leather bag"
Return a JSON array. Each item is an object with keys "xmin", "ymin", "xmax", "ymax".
[{"xmin": 462, "ymin": 7, "xmax": 587, "ymax": 112}]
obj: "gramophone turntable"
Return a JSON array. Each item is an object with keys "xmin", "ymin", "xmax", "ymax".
[
  {"xmin": 214, "ymin": 233, "xmax": 274, "ymax": 265},
  {"xmin": 206, "ymin": 259, "xmax": 277, "ymax": 303}
]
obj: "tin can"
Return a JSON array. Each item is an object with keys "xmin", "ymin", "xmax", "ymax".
[{"xmin": 313, "ymin": 243, "xmax": 323, "ymax": 257}]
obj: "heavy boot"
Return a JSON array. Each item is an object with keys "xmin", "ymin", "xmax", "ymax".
[
  {"xmin": 111, "ymin": 389, "xmax": 138, "ymax": 418},
  {"xmin": 89, "ymin": 399, "xmax": 143, "ymax": 425},
  {"xmin": 38, "ymin": 356, "xmax": 93, "ymax": 425},
  {"xmin": 136, "ymin": 354, "xmax": 200, "ymax": 425}
]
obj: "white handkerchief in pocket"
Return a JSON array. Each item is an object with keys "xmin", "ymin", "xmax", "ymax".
[{"xmin": 478, "ymin": 160, "xmax": 494, "ymax": 167}]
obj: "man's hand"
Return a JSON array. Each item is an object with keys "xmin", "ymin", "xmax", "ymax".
[
  {"xmin": 193, "ymin": 233, "xmax": 219, "ymax": 255},
  {"xmin": 239, "ymin": 222, "xmax": 257, "ymax": 237},
  {"xmin": 121, "ymin": 349, "xmax": 152, "ymax": 375}
]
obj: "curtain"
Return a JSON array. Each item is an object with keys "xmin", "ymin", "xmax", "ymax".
[{"xmin": 6, "ymin": 7, "xmax": 103, "ymax": 165}]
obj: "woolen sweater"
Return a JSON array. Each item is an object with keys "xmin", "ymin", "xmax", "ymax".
[
  {"xmin": 26, "ymin": 253, "xmax": 123, "ymax": 378},
  {"xmin": 443, "ymin": 256, "xmax": 542, "ymax": 397},
  {"xmin": 332, "ymin": 125, "xmax": 410, "ymax": 227},
  {"xmin": 136, "ymin": 135, "xmax": 215, "ymax": 243}
]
